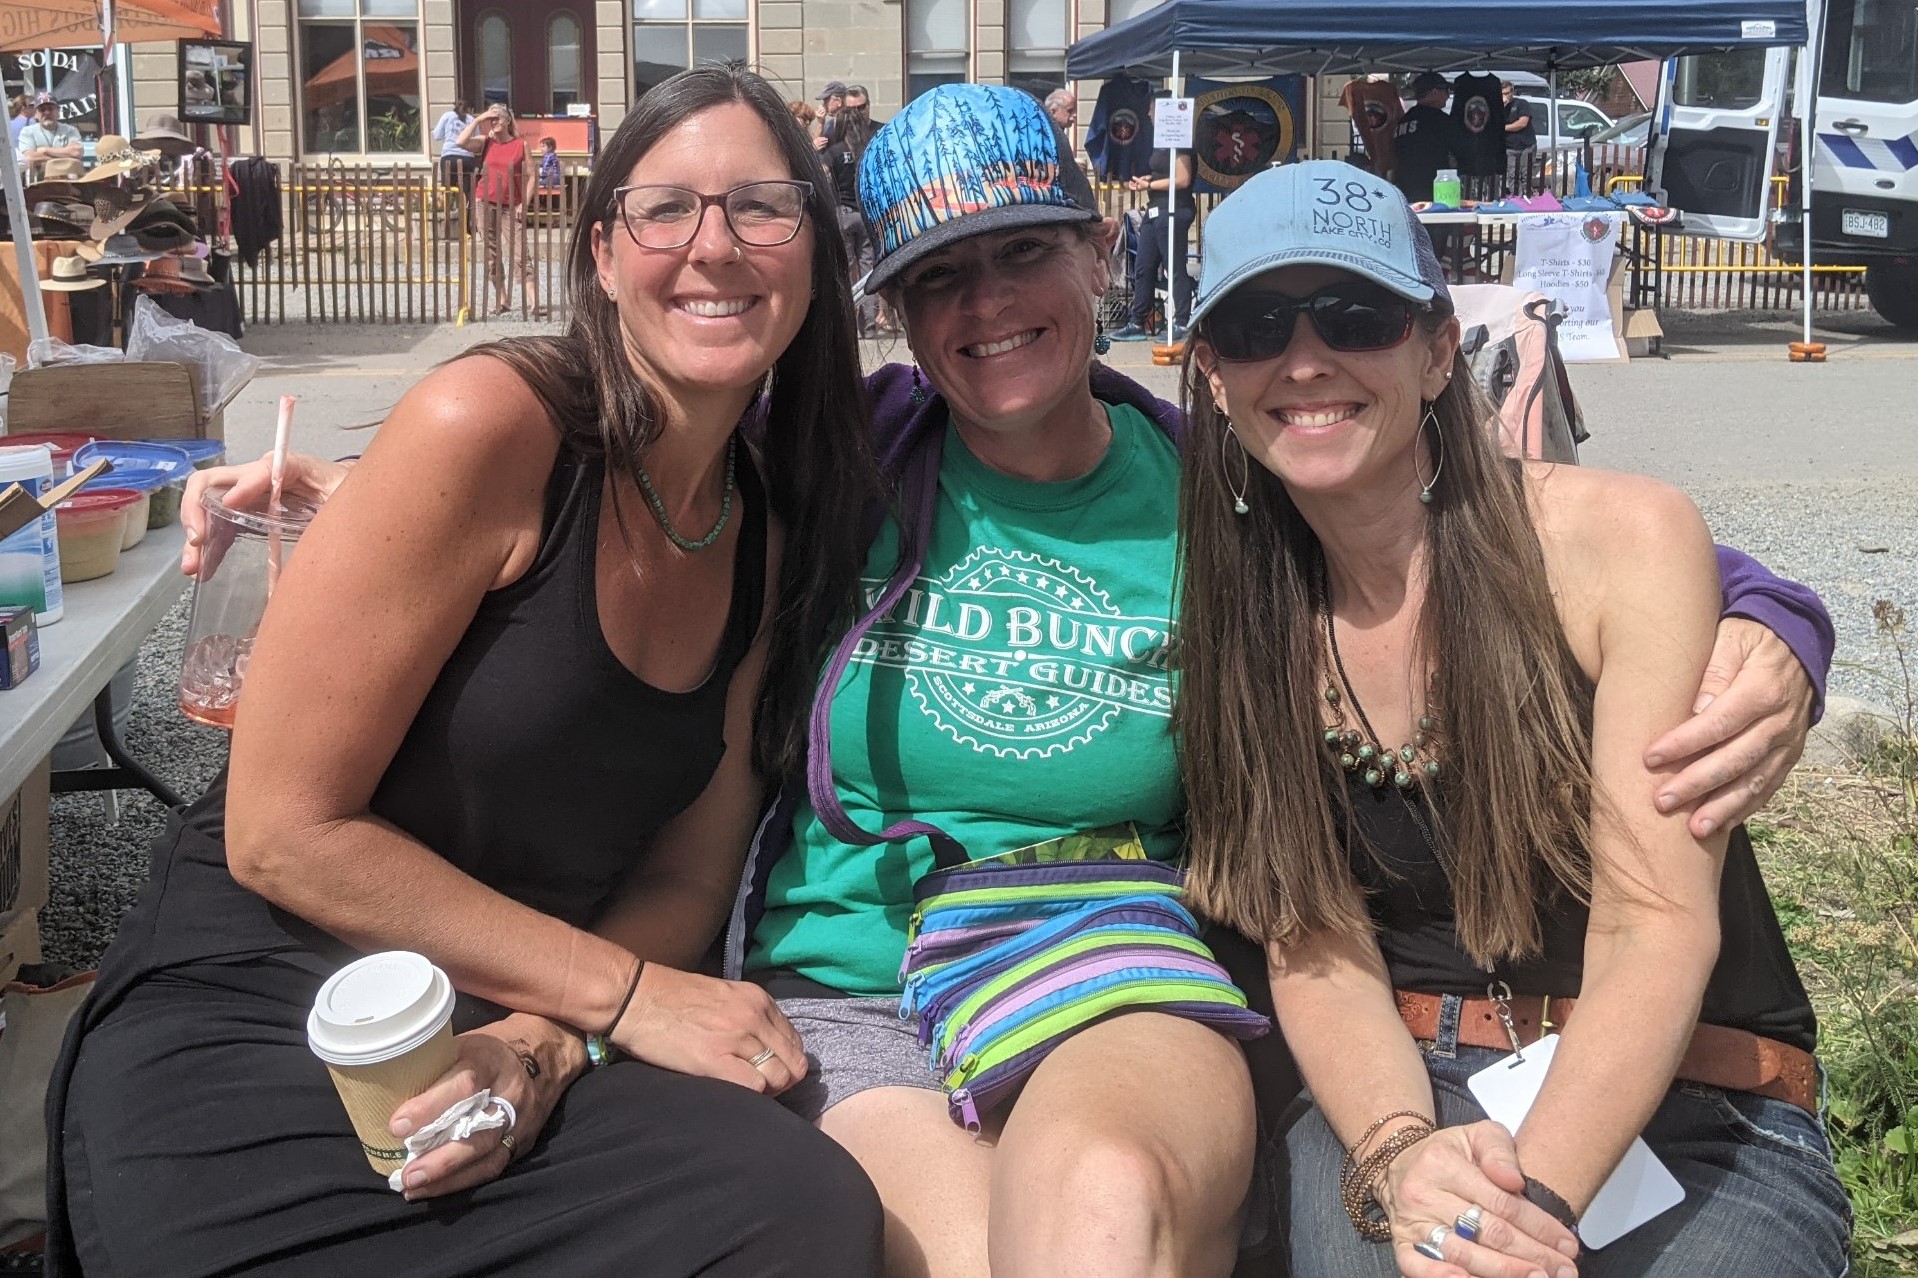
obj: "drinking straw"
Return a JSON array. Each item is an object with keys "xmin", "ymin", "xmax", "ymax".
[{"xmin": 267, "ymin": 395, "xmax": 296, "ymax": 595}]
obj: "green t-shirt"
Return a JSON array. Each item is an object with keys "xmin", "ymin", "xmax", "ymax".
[{"xmin": 747, "ymin": 403, "xmax": 1185, "ymax": 996}]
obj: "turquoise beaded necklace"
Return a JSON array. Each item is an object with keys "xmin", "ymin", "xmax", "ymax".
[{"xmin": 634, "ymin": 434, "xmax": 737, "ymax": 553}]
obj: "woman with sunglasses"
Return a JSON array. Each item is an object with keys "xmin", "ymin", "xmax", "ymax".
[
  {"xmin": 178, "ymin": 96, "xmax": 1832, "ymax": 1275},
  {"xmin": 47, "ymin": 65, "xmax": 884, "ymax": 1277},
  {"xmin": 1175, "ymin": 163, "xmax": 1850, "ymax": 1277}
]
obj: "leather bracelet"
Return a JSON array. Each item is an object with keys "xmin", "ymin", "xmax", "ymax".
[
  {"xmin": 1523, "ymin": 1176, "xmax": 1580, "ymax": 1231},
  {"xmin": 603, "ymin": 960, "xmax": 644, "ymax": 1037}
]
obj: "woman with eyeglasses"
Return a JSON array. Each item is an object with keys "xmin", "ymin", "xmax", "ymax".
[
  {"xmin": 161, "ymin": 93, "xmax": 1832, "ymax": 1275},
  {"xmin": 46, "ymin": 64, "xmax": 884, "ymax": 1277},
  {"xmin": 1174, "ymin": 163, "xmax": 1850, "ymax": 1277}
]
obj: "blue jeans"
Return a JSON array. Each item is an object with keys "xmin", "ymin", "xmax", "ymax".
[{"xmin": 1285, "ymin": 998, "xmax": 1852, "ymax": 1276}]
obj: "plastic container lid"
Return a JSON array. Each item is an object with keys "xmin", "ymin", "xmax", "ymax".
[
  {"xmin": 165, "ymin": 439, "xmax": 228, "ymax": 466},
  {"xmin": 81, "ymin": 466, "xmax": 174, "ymax": 494},
  {"xmin": 307, "ymin": 951, "xmax": 456, "ymax": 1066},
  {"xmin": 2, "ymin": 432, "xmax": 100, "ymax": 474},
  {"xmin": 57, "ymin": 488, "xmax": 143, "ymax": 516},
  {"xmin": 73, "ymin": 440, "xmax": 196, "ymax": 485},
  {"xmin": 0, "ymin": 444, "xmax": 55, "ymax": 483}
]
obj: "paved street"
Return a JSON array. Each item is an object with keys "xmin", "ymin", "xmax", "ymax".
[{"xmin": 220, "ymin": 307, "xmax": 1916, "ymax": 702}]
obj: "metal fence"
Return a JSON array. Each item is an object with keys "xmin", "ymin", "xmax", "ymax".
[
  {"xmin": 229, "ymin": 160, "xmax": 584, "ymax": 327},
  {"xmin": 223, "ymin": 151, "xmax": 1867, "ymax": 328}
]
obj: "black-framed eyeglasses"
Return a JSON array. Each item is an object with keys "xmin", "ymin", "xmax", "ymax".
[
  {"xmin": 1202, "ymin": 282, "xmax": 1418, "ymax": 363},
  {"xmin": 612, "ymin": 180, "xmax": 813, "ymax": 250}
]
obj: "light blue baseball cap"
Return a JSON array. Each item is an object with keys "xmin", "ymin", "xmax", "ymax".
[{"xmin": 1188, "ymin": 160, "xmax": 1452, "ymax": 330}]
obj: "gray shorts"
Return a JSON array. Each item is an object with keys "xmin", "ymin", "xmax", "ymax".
[{"xmin": 776, "ymin": 995, "xmax": 942, "ymax": 1124}]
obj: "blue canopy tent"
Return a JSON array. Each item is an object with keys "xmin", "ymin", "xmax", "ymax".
[
  {"xmin": 1067, "ymin": 0, "xmax": 1817, "ymax": 349},
  {"xmin": 1065, "ymin": 0, "xmax": 1810, "ymax": 79}
]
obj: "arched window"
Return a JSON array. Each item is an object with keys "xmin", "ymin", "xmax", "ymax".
[
  {"xmin": 478, "ymin": 12, "xmax": 512, "ymax": 106},
  {"xmin": 547, "ymin": 13, "xmax": 581, "ymax": 112}
]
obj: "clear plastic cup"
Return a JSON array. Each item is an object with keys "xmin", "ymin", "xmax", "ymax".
[{"xmin": 178, "ymin": 486, "xmax": 320, "ymax": 729}]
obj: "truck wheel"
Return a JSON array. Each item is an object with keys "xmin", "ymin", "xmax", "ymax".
[{"xmin": 1865, "ymin": 262, "xmax": 1918, "ymax": 330}]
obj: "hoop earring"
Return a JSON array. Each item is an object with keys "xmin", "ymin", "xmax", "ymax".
[
  {"xmin": 1415, "ymin": 404, "xmax": 1444, "ymax": 506},
  {"xmin": 1222, "ymin": 417, "xmax": 1251, "ymax": 516}
]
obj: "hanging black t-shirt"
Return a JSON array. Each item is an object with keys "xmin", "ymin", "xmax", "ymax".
[
  {"xmin": 1391, "ymin": 104, "xmax": 1467, "ymax": 203},
  {"xmin": 1505, "ymin": 96, "xmax": 1539, "ymax": 152},
  {"xmin": 1449, "ymin": 72, "xmax": 1508, "ymax": 176}
]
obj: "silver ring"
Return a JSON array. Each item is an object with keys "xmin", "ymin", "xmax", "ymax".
[
  {"xmin": 1414, "ymin": 1223, "xmax": 1452, "ymax": 1260},
  {"xmin": 747, "ymin": 1046, "xmax": 777, "ymax": 1070},
  {"xmin": 500, "ymin": 1132, "xmax": 517, "ymax": 1153},
  {"xmin": 1413, "ymin": 1241, "xmax": 1446, "ymax": 1262},
  {"xmin": 1455, "ymin": 1204, "xmax": 1484, "ymax": 1242}
]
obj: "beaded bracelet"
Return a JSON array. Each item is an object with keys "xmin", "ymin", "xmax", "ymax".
[{"xmin": 1340, "ymin": 1121, "xmax": 1436, "ymax": 1241}]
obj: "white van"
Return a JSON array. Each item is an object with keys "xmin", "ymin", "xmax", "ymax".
[{"xmin": 1645, "ymin": 0, "xmax": 1918, "ymax": 328}]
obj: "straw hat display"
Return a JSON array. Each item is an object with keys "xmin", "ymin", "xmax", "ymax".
[
  {"xmin": 87, "ymin": 135, "xmax": 165, "ymax": 182},
  {"xmin": 40, "ymin": 255, "xmax": 105, "ymax": 292}
]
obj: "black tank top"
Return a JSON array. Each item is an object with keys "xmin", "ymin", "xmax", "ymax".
[
  {"xmin": 1348, "ymin": 767, "xmax": 1817, "ymax": 1052},
  {"xmin": 135, "ymin": 437, "xmax": 766, "ymax": 976}
]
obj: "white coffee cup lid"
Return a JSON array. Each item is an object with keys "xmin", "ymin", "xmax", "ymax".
[{"xmin": 307, "ymin": 951, "xmax": 456, "ymax": 1066}]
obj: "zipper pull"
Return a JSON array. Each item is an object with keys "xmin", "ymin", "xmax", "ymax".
[{"xmin": 952, "ymin": 1087, "xmax": 981, "ymax": 1134}]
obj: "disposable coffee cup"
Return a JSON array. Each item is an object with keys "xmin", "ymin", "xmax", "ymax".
[{"xmin": 308, "ymin": 951, "xmax": 458, "ymax": 1176}]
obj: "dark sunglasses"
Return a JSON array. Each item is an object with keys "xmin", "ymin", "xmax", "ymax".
[{"xmin": 1202, "ymin": 282, "xmax": 1418, "ymax": 363}]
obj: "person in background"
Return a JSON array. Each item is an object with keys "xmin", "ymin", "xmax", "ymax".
[
  {"xmin": 1502, "ymin": 81, "xmax": 1537, "ymax": 192},
  {"xmin": 844, "ymin": 84, "xmax": 881, "ymax": 129},
  {"xmin": 538, "ymin": 135, "xmax": 563, "ymax": 191},
  {"xmin": 1110, "ymin": 117, "xmax": 1196, "ymax": 342},
  {"xmin": 1390, "ymin": 71, "xmax": 1468, "ymax": 204},
  {"xmin": 788, "ymin": 99, "xmax": 820, "ymax": 140},
  {"xmin": 9, "ymin": 95, "xmax": 33, "ymax": 150},
  {"xmin": 458, "ymin": 104, "xmax": 546, "ymax": 317},
  {"xmin": 17, "ymin": 93, "xmax": 82, "ymax": 183},
  {"xmin": 816, "ymin": 80, "xmax": 847, "ymax": 149},
  {"xmin": 433, "ymin": 99, "xmax": 479, "ymax": 191},
  {"xmin": 1044, "ymin": 87, "xmax": 1077, "ymax": 133},
  {"xmin": 819, "ymin": 83, "xmax": 883, "ymax": 335}
]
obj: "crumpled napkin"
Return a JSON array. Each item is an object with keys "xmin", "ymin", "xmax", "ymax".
[{"xmin": 387, "ymin": 1090, "xmax": 518, "ymax": 1192}]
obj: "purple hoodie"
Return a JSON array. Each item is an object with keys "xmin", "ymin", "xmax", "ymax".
[{"xmin": 721, "ymin": 363, "xmax": 1835, "ymax": 976}]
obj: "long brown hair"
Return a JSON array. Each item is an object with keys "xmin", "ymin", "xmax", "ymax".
[
  {"xmin": 469, "ymin": 62, "xmax": 878, "ymax": 781},
  {"xmin": 1174, "ymin": 322, "xmax": 1595, "ymax": 966}
]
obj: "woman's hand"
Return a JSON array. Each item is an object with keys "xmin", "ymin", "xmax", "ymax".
[
  {"xmin": 387, "ymin": 1013, "xmax": 586, "ymax": 1200},
  {"xmin": 180, "ymin": 451, "xmax": 351, "ymax": 577},
  {"xmin": 1375, "ymin": 1122, "xmax": 1581, "ymax": 1278},
  {"xmin": 610, "ymin": 964, "xmax": 807, "ymax": 1097},
  {"xmin": 1643, "ymin": 616, "xmax": 1816, "ymax": 838}
]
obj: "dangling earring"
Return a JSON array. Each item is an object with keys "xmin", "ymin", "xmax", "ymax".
[
  {"xmin": 1222, "ymin": 417, "xmax": 1251, "ymax": 516},
  {"xmin": 1415, "ymin": 404, "xmax": 1444, "ymax": 506},
  {"xmin": 760, "ymin": 365, "xmax": 776, "ymax": 403},
  {"xmin": 910, "ymin": 366, "xmax": 927, "ymax": 406},
  {"xmin": 1093, "ymin": 311, "xmax": 1112, "ymax": 356}
]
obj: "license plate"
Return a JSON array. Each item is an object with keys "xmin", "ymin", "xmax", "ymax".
[{"xmin": 1843, "ymin": 208, "xmax": 1890, "ymax": 238}]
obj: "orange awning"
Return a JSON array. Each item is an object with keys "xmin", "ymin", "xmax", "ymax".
[
  {"xmin": 301, "ymin": 25, "xmax": 418, "ymax": 110},
  {"xmin": 0, "ymin": 0, "xmax": 220, "ymax": 52}
]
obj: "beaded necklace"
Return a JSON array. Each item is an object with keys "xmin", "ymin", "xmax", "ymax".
[
  {"xmin": 634, "ymin": 433, "xmax": 738, "ymax": 553},
  {"xmin": 1318, "ymin": 583, "xmax": 1442, "ymax": 791}
]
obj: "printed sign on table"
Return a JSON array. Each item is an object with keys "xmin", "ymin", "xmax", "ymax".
[
  {"xmin": 1152, "ymin": 97, "xmax": 1194, "ymax": 149},
  {"xmin": 1513, "ymin": 213, "xmax": 1625, "ymax": 362}
]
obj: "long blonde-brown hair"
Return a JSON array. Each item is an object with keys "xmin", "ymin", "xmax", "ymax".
[{"xmin": 1174, "ymin": 322, "xmax": 1595, "ymax": 966}]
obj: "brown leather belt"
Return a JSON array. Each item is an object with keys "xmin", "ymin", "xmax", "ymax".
[{"xmin": 1395, "ymin": 990, "xmax": 1818, "ymax": 1115}]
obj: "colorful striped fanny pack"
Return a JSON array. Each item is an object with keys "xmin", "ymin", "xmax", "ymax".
[{"xmin": 897, "ymin": 832, "xmax": 1271, "ymax": 1131}]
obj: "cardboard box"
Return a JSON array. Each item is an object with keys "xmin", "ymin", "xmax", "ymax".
[
  {"xmin": 0, "ymin": 759, "xmax": 50, "ymax": 922},
  {"xmin": 0, "ymin": 907, "xmax": 40, "ymax": 986}
]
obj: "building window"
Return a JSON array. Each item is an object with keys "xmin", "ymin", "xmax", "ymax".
[
  {"xmin": 548, "ymin": 14, "xmax": 582, "ymax": 112},
  {"xmin": 633, "ymin": 0, "xmax": 748, "ymax": 101},
  {"xmin": 906, "ymin": 0, "xmax": 967, "ymax": 102},
  {"xmin": 1007, "ymin": 0, "xmax": 1068, "ymax": 102},
  {"xmin": 477, "ymin": 12, "xmax": 512, "ymax": 106},
  {"xmin": 1106, "ymin": 0, "xmax": 1159, "ymax": 26},
  {"xmin": 299, "ymin": 0, "xmax": 423, "ymax": 155}
]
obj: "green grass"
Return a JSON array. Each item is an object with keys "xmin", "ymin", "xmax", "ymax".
[{"xmin": 1751, "ymin": 603, "xmax": 1918, "ymax": 1276}]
